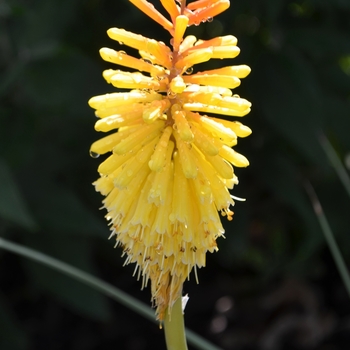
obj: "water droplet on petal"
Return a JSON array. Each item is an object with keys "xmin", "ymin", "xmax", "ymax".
[
  {"xmin": 207, "ymin": 17, "xmax": 213, "ymax": 23},
  {"xmin": 167, "ymin": 90, "xmax": 177, "ymax": 99},
  {"xmin": 185, "ymin": 67, "xmax": 193, "ymax": 75},
  {"xmin": 89, "ymin": 151, "xmax": 100, "ymax": 158}
]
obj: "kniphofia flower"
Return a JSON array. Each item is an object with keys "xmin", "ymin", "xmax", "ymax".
[{"xmin": 89, "ymin": 0, "xmax": 252, "ymax": 321}]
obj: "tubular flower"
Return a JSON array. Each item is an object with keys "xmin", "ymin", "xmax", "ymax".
[{"xmin": 89, "ymin": 0, "xmax": 251, "ymax": 320}]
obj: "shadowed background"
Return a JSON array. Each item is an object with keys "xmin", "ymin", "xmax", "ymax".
[{"xmin": 1, "ymin": 0, "xmax": 350, "ymax": 349}]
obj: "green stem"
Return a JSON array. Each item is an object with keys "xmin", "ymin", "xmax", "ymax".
[
  {"xmin": 164, "ymin": 296, "xmax": 188, "ymax": 350},
  {"xmin": 304, "ymin": 181, "xmax": 350, "ymax": 298},
  {"xmin": 319, "ymin": 132, "xmax": 350, "ymax": 198}
]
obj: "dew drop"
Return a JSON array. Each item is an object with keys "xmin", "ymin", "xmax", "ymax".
[
  {"xmin": 118, "ymin": 41, "xmax": 124, "ymax": 45},
  {"xmin": 185, "ymin": 67, "xmax": 193, "ymax": 75},
  {"xmin": 233, "ymin": 94, "xmax": 240, "ymax": 98},
  {"xmin": 126, "ymin": 170, "xmax": 133, "ymax": 177},
  {"xmin": 207, "ymin": 17, "xmax": 213, "ymax": 23},
  {"xmin": 167, "ymin": 90, "xmax": 177, "ymax": 99},
  {"xmin": 89, "ymin": 151, "xmax": 100, "ymax": 158},
  {"xmin": 119, "ymin": 50, "xmax": 126, "ymax": 55}
]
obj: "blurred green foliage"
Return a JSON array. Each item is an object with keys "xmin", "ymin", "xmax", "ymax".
[{"xmin": 1, "ymin": 0, "xmax": 350, "ymax": 349}]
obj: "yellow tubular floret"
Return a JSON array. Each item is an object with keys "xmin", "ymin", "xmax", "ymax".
[
  {"xmin": 184, "ymin": 102, "xmax": 250, "ymax": 117},
  {"xmin": 94, "ymin": 110, "xmax": 143, "ymax": 132},
  {"xmin": 90, "ymin": 125, "xmax": 141, "ymax": 155},
  {"xmin": 194, "ymin": 35, "xmax": 238, "ymax": 48},
  {"xmin": 142, "ymin": 99, "xmax": 170, "ymax": 123},
  {"xmin": 192, "ymin": 114, "xmax": 237, "ymax": 145},
  {"xmin": 219, "ymin": 145, "xmax": 250, "ymax": 167},
  {"xmin": 211, "ymin": 119, "xmax": 252, "ymax": 138},
  {"xmin": 182, "ymin": 73, "xmax": 241, "ymax": 88},
  {"xmin": 173, "ymin": 132, "xmax": 198, "ymax": 179},
  {"xmin": 189, "ymin": 93, "xmax": 252, "ymax": 111},
  {"xmin": 175, "ymin": 47, "xmax": 213, "ymax": 70},
  {"xmin": 172, "ymin": 106, "xmax": 194, "ymax": 142},
  {"xmin": 173, "ymin": 15, "xmax": 189, "ymax": 52},
  {"xmin": 128, "ymin": 0, "xmax": 174, "ymax": 33},
  {"xmin": 113, "ymin": 120, "xmax": 164, "ymax": 155},
  {"xmin": 160, "ymin": 0, "xmax": 180, "ymax": 23},
  {"xmin": 180, "ymin": 35, "xmax": 197, "ymax": 52},
  {"xmin": 88, "ymin": 90, "xmax": 162, "ymax": 109},
  {"xmin": 100, "ymin": 48, "xmax": 155, "ymax": 73},
  {"xmin": 187, "ymin": 0, "xmax": 230, "ymax": 25},
  {"xmin": 95, "ymin": 103, "xmax": 144, "ymax": 119},
  {"xmin": 191, "ymin": 125, "xmax": 220, "ymax": 156},
  {"xmin": 107, "ymin": 28, "xmax": 172, "ymax": 68},
  {"xmin": 114, "ymin": 137, "xmax": 159, "ymax": 189},
  {"xmin": 169, "ymin": 76, "xmax": 186, "ymax": 94},
  {"xmin": 195, "ymin": 65, "xmax": 251, "ymax": 78},
  {"xmin": 149, "ymin": 126, "xmax": 173, "ymax": 172},
  {"xmin": 171, "ymin": 152, "xmax": 194, "ymax": 227}
]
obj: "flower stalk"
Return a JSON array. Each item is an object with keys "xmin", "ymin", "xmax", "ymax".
[{"xmin": 164, "ymin": 296, "xmax": 188, "ymax": 350}]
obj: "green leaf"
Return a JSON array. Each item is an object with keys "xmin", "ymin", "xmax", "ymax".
[{"xmin": 0, "ymin": 158, "xmax": 37, "ymax": 230}]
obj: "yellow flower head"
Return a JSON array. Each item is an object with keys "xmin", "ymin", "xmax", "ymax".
[{"xmin": 89, "ymin": 0, "xmax": 252, "ymax": 320}]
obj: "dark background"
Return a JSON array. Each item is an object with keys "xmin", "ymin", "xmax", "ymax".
[{"xmin": 1, "ymin": 0, "xmax": 350, "ymax": 349}]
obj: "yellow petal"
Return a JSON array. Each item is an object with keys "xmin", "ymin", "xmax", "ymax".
[
  {"xmin": 182, "ymin": 74, "xmax": 241, "ymax": 89},
  {"xmin": 191, "ymin": 125, "xmax": 220, "ymax": 156},
  {"xmin": 114, "ymin": 136, "xmax": 159, "ymax": 189},
  {"xmin": 149, "ymin": 139, "xmax": 175, "ymax": 203},
  {"xmin": 160, "ymin": 0, "xmax": 180, "ymax": 23},
  {"xmin": 113, "ymin": 120, "xmax": 164, "ymax": 155},
  {"xmin": 172, "ymin": 105, "xmax": 194, "ymax": 142},
  {"xmin": 173, "ymin": 132, "xmax": 198, "ymax": 178},
  {"xmin": 195, "ymin": 65, "xmax": 251, "ymax": 78},
  {"xmin": 107, "ymin": 28, "xmax": 172, "ymax": 68},
  {"xmin": 95, "ymin": 103, "xmax": 144, "ymax": 119},
  {"xmin": 173, "ymin": 15, "xmax": 189, "ymax": 52},
  {"xmin": 175, "ymin": 47, "xmax": 213, "ymax": 70},
  {"xmin": 148, "ymin": 126, "xmax": 173, "ymax": 171},
  {"xmin": 95, "ymin": 110, "xmax": 143, "ymax": 132},
  {"xmin": 88, "ymin": 90, "xmax": 162, "ymax": 110},
  {"xmin": 211, "ymin": 119, "xmax": 252, "ymax": 138},
  {"xmin": 188, "ymin": 0, "xmax": 230, "ymax": 25},
  {"xmin": 169, "ymin": 76, "xmax": 186, "ymax": 94},
  {"xmin": 183, "ymin": 102, "xmax": 251, "ymax": 117},
  {"xmin": 179, "ymin": 35, "xmax": 197, "ymax": 52},
  {"xmin": 219, "ymin": 145, "xmax": 250, "ymax": 167},
  {"xmin": 129, "ymin": 0, "xmax": 173, "ymax": 32},
  {"xmin": 104, "ymin": 70, "xmax": 160, "ymax": 90},
  {"xmin": 90, "ymin": 125, "xmax": 141, "ymax": 155},
  {"xmin": 190, "ymin": 114, "xmax": 237, "ymax": 146}
]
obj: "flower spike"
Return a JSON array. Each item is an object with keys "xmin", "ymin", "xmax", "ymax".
[{"xmin": 89, "ymin": 0, "xmax": 252, "ymax": 321}]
